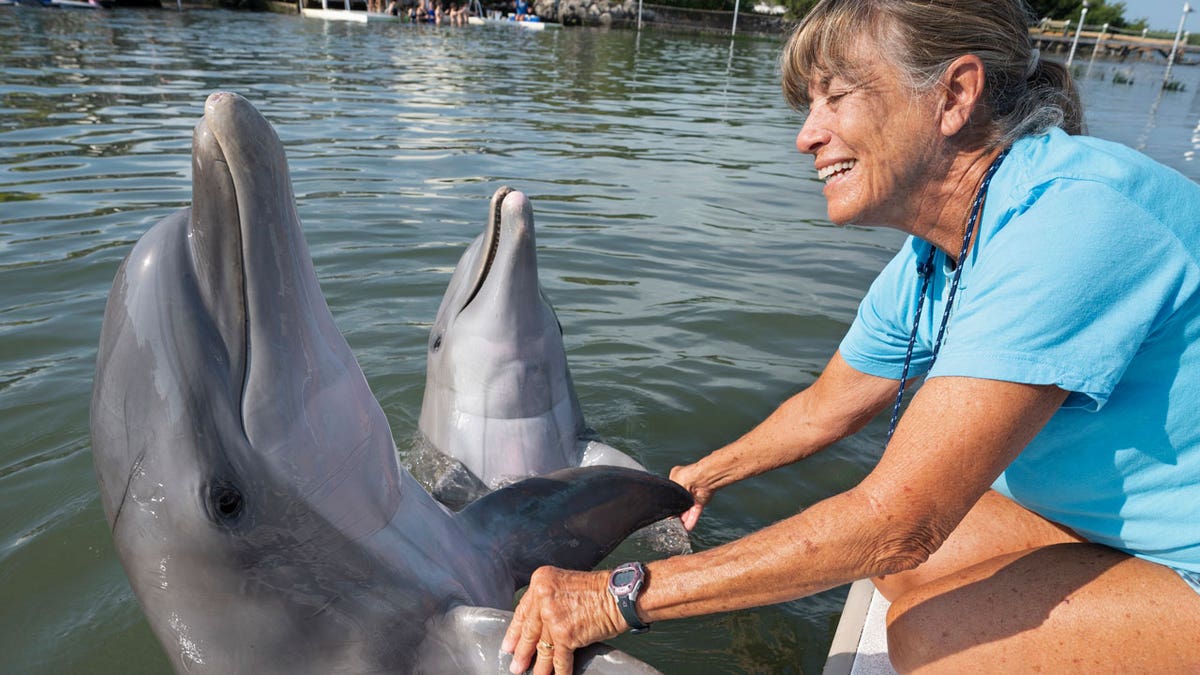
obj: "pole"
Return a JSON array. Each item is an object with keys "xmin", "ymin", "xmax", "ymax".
[
  {"xmin": 1163, "ymin": 2, "xmax": 1194, "ymax": 89},
  {"xmin": 730, "ymin": 0, "xmax": 739, "ymax": 36},
  {"xmin": 1066, "ymin": 1, "xmax": 1088, "ymax": 68},
  {"xmin": 636, "ymin": 0, "xmax": 642, "ymax": 30},
  {"xmin": 1085, "ymin": 22, "xmax": 1107, "ymax": 80}
]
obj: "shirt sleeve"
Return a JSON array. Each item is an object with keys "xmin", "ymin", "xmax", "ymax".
[
  {"xmin": 839, "ymin": 237, "xmax": 934, "ymax": 381},
  {"xmin": 931, "ymin": 178, "xmax": 1198, "ymax": 411}
]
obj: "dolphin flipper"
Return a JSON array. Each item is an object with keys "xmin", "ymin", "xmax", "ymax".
[
  {"xmin": 577, "ymin": 441, "xmax": 694, "ymax": 556},
  {"xmin": 417, "ymin": 606, "xmax": 662, "ymax": 674},
  {"xmin": 460, "ymin": 467, "xmax": 692, "ymax": 586}
]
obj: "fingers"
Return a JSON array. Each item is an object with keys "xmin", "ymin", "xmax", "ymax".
[
  {"xmin": 504, "ymin": 593, "xmax": 543, "ymax": 674},
  {"xmin": 670, "ymin": 463, "xmax": 709, "ymax": 531},
  {"xmin": 504, "ymin": 566, "xmax": 618, "ymax": 674},
  {"xmin": 552, "ymin": 642, "xmax": 575, "ymax": 675}
]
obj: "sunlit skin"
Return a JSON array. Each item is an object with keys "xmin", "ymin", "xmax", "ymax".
[{"xmin": 501, "ymin": 34, "xmax": 1200, "ymax": 675}]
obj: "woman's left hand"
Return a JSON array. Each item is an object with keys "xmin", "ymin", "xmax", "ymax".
[{"xmin": 502, "ymin": 566, "xmax": 625, "ymax": 675}]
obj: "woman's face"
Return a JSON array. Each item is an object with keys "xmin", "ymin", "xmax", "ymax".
[{"xmin": 795, "ymin": 45, "xmax": 947, "ymax": 229}]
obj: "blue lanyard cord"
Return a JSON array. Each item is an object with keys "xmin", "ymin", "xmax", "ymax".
[{"xmin": 884, "ymin": 148, "xmax": 1010, "ymax": 447}]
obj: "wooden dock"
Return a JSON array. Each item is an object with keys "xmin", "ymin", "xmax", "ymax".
[{"xmin": 1031, "ymin": 25, "xmax": 1200, "ymax": 64}]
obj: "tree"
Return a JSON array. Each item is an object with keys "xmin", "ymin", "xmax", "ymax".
[
  {"xmin": 779, "ymin": 0, "xmax": 818, "ymax": 20},
  {"xmin": 1028, "ymin": 0, "xmax": 1136, "ymax": 29}
]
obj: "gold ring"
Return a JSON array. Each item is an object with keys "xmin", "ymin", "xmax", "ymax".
[{"xmin": 537, "ymin": 640, "xmax": 554, "ymax": 651}]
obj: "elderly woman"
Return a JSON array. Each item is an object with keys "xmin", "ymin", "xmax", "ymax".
[{"xmin": 502, "ymin": 1, "xmax": 1200, "ymax": 672}]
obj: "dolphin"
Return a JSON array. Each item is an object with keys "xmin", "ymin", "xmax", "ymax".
[
  {"xmin": 89, "ymin": 91, "xmax": 690, "ymax": 674},
  {"xmin": 417, "ymin": 187, "xmax": 652, "ymax": 506}
]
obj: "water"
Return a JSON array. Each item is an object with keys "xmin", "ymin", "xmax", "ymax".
[{"xmin": 2, "ymin": 9, "xmax": 1198, "ymax": 673}]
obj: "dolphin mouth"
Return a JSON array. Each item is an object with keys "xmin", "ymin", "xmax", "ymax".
[
  {"xmin": 189, "ymin": 91, "xmax": 315, "ymax": 416},
  {"xmin": 188, "ymin": 93, "xmax": 252, "ymax": 401},
  {"xmin": 459, "ymin": 186, "xmax": 512, "ymax": 312}
]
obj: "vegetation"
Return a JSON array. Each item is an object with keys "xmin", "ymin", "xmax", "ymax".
[
  {"xmin": 1111, "ymin": 69, "xmax": 1134, "ymax": 84},
  {"xmin": 650, "ymin": 0, "xmax": 1145, "ymax": 28},
  {"xmin": 647, "ymin": 0, "xmax": 1170, "ymax": 35},
  {"xmin": 1027, "ymin": 1, "xmax": 1144, "ymax": 31}
]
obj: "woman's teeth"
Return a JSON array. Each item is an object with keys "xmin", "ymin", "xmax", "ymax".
[{"xmin": 818, "ymin": 160, "xmax": 856, "ymax": 181}]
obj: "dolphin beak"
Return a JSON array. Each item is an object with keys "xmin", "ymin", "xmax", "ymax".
[
  {"xmin": 186, "ymin": 91, "xmax": 401, "ymax": 535},
  {"xmin": 459, "ymin": 185, "xmax": 511, "ymax": 311},
  {"xmin": 188, "ymin": 91, "xmax": 331, "ymax": 417},
  {"xmin": 458, "ymin": 186, "xmax": 542, "ymax": 317}
]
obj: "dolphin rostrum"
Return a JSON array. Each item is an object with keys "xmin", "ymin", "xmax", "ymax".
[
  {"xmin": 417, "ymin": 187, "xmax": 656, "ymax": 505},
  {"xmin": 90, "ymin": 91, "xmax": 690, "ymax": 674}
]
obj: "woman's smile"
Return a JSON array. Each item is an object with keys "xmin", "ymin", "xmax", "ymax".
[{"xmin": 817, "ymin": 159, "xmax": 857, "ymax": 182}]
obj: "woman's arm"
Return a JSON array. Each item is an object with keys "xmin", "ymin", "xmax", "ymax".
[
  {"xmin": 646, "ymin": 376, "xmax": 1069, "ymax": 619},
  {"xmin": 670, "ymin": 351, "xmax": 900, "ymax": 528},
  {"xmin": 503, "ymin": 375, "xmax": 1068, "ymax": 675}
]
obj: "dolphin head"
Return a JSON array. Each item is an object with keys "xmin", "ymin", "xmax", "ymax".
[
  {"xmin": 418, "ymin": 187, "xmax": 587, "ymax": 486},
  {"xmin": 90, "ymin": 92, "xmax": 411, "ymax": 671}
]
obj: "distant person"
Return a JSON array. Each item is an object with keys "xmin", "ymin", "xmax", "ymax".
[
  {"xmin": 501, "ymin": 1, "xmax": 1200, "ymax": 673},
  {"xmin": 514, "ymin": 0, "xmax": 528, "ymax": 20}
]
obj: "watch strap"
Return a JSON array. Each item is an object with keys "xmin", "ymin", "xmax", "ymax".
[{"xmin": 616, "ymin": 594, "xmax": 650, "ymax": 634}]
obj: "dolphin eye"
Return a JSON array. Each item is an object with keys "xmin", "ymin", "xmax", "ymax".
[
  {"xmin": 208, "ymin": 481, "xmax": 245, "ymax": 524},
  {"xmin": 432, "ymin": 334, "xmax": 443, "ymax": 352}
]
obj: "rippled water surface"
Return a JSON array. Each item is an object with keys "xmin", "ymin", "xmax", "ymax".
[{"xmin": 2, "ymin": 7, "xmax": 1198, "ymax": 673}]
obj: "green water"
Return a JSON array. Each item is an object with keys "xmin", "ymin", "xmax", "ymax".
[{"xmin": 2, "ymin": 7, "xmax": 1198, "ymax": 673}]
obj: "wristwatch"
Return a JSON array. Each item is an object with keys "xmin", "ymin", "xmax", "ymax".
[{"xmin": 607, "ymin": 562, "xmax": 651, "ymax": 634}]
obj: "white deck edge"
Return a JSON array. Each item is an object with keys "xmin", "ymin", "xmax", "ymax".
[{"xmin": 823, "ymin": 579, "xmax": 897, "ymax": 675}]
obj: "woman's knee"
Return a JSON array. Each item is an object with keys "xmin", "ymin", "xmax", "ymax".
[{"xmin": 883, "ymin": 586, "xmax": 938, "ymax": 674}]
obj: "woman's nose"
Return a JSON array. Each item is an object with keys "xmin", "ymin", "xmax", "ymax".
[{"xmin": 795, "ymin": 110, "xmax": 829, "ymax": 155}]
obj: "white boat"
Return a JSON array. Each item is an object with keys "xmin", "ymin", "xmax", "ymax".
[
  {"xmin": 363, "ymin": 9, "xmax": 406, "ymax": 21},
  {"xmin": 3, "ymin": 0, "xmax": 105, "ymax": 7},
  {"xmin": 467, "ymin": 14, "xmax": 559, "ymax": 29},
  {"xmin": 823, "ymin": 580, "xmax": 897, "ymax": 675},
  {"xmin": 301, "ymin": 0, "xmax": 369, "ymax": 22},
  {"xmin": 300, "ymin": 0, "xmax": 409, "ymax": 22}
]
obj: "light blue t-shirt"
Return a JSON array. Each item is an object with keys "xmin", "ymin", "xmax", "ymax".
[{"xmin": 840, "ymin": 128, "xmax": 1200, "ymax": 573}]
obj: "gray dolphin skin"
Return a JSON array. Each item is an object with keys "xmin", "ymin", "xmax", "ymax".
[
  {"xmin": 90, "ymin": 91, "xmax": 690, "ymax": 674},
  {"xmin": 417, "ymin": 187, "xmax": 651, "ymax": 505}
]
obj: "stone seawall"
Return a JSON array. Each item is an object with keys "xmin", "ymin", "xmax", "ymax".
[{"xmin": 530, "ymin": 0, "xmax": 792, "ymax": 35}]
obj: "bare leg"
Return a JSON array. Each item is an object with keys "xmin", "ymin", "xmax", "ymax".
[
  {"xmin": 887, "ymin": 543, "xmax": 1200, "ymax": 673},
  {"xmin": 873, "ymin": 490, "xmax": 1086, "ymax": 601}
]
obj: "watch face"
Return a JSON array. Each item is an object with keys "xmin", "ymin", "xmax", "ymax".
[{"xmin": 611, "ymin": 569, "xmax": 637, "ymax": 593}]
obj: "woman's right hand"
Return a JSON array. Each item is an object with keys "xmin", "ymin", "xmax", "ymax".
[{"xmin": 669, "ymin": 463, "xmax": 715, "ymax": 531}]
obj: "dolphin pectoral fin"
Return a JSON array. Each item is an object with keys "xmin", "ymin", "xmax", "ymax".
[
  {"xmin": 417, "ymin": 606, "xmax": 662, "ymax": 674},
  {"xmin": 459, "ymin": 467, "xmax": 693, "ymax": 587},
  {"xmin": 577, "ymin": 440, "xmax": 649, "ymax": 472},
  {"xmin": 576, "ymin": 441, "xmax": 694, "ymax": 555}
]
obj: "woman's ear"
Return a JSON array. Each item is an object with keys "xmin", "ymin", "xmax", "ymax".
[{"xmin": 939, "ymin": 54, "xmax": 986, "ymax": 138}]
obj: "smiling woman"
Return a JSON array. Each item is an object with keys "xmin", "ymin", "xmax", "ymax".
[{"xmin": 501, "ymin": 1, "xmax": 1200, "ymax": 673}]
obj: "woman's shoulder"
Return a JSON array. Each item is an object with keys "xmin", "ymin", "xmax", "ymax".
[
  {"xmin": 999, "ymin": 129, "xmax": 1200, "ymax": 235},
  {"xmin": 1007, "ymin": 129, "xmax": 1195, "ymax": 197}
]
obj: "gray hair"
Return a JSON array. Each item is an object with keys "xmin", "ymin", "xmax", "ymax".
[{"xmin": 780, "ymin": 0, "xmax": 1084, "ymax": 148}]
